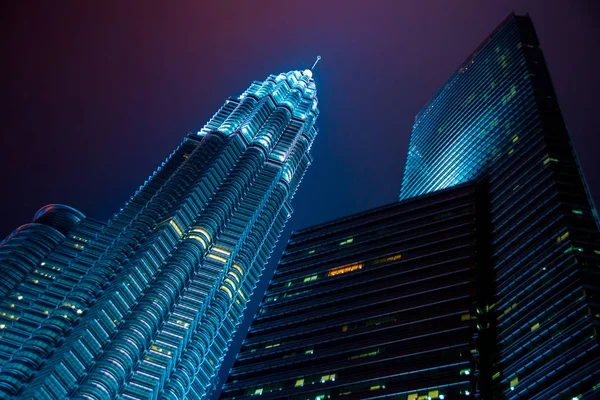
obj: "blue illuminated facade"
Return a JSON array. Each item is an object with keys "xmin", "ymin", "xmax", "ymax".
[
  {"xmin": 401, "ymin": 14, "xmax": 600, "ymax": 399},
  {"xmin": 0, "ymin": 69, "xmax": 319, "ymax": 399}
]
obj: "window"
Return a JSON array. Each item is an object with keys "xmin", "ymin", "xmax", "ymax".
[
  {"xmin": 327, "ymin": 263, "xmax": 363, "ymax": 277},
  {"xmin": 339, "ymin": 238, "xmax": 354, "ymax": 245}
]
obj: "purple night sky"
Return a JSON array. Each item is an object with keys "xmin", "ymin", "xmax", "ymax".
[{"xmin": 2, "ymin": 1, "xmax": 599, "ymax": 397}]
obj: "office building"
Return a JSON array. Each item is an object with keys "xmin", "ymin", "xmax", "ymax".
[{"xmin": 222, "ymin": 182, "xmax": 489, "ymax": 399}]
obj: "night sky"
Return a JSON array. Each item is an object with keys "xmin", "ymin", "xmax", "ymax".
[{"xmin": 2, "ymin": 1, "xmax": 600, "ymax": 398}]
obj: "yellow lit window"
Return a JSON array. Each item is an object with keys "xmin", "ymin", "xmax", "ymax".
[
  {"xmin": 320, "ymin": 374, "xmax": 336, "ymax": 383},
  {"xmin": 461, "ymin": 314, "xmax": 471, "ymax": 321},
  {"xmin": 224, "ymin": 278, "xmax": 237, "ymax": 290},
  {"xmin": 492, "ymin": 371, "xmax": 501, "ymax": 380},
  {"xmin": 264, "ymin": 343, "xmax": 280, "ymax": 349},
  {"xmin": 213, "ymin": 247, "xmax": 231, "ymax": 256},
  {"xmin": 556, "ymin": 231, "xmax": 570, "ymax": 243},
  {"xmin": 169, "ymin": 219, "xmax": 183, "ymax": 237},
  {"xmin": 295, "ymin": 378, "xmax": 304, "ymax": 387},
  {"xmin": 208, "ymin": 254, "xmax": 227, "ymax": 263},
  {"xmin": 190, "ymin": 227, "xmax": 212, "ymax": 244},
  {"xmin": 512, "ymin": 135, "xmax": 519, "ymax": 143},
  {"xmin": 232, "ymin": 264, "xmax": 244, "ymax": 276},
  {"xmin": 327, "ymin": 262, "xmax": 363, "ymax": 277},
  {"xmin": 510, "ymin": 376, "xmax": 519, "ymax": 388},
  {"xmin": 428, "ymin": 391, "xmax": 439, "ymax": 398},
  {"xmin": 543, "ymin": 156, "xmax": 559, "ymax": 165},
  {"xmin": 303, "ymin": 275, "xmax": 318, "ymax": 283},
  {"xmin": 220, "ymin": 285, "xmax": 233, "ymax": 298},
  {"xmin": 531, "ymin": 322, "xmax": 540, "ymax": 331},
  {"xmin": 188, "ymin": 234, "xmax": 207, "ymax": 249},
  {"xmin": 372, "ymin": 254, "xmax": 402, "ymax": 264}
]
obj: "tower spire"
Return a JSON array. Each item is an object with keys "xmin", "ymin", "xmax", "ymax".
[{"xmin": 311, "ymin": 55, "xmax": 321, "ymax": 70}]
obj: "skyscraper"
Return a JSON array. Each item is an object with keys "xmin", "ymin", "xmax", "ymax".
[
  {"xmin": 222, "ymin": 14, "xmax": 600, "ymax": 400},
  {"xmin": 400, "ymin": 13, "xmax": 600, "ymax": 399},
  {"xmin": 0, "ymin": 68, "xmax": 319, "ymax": 399}
]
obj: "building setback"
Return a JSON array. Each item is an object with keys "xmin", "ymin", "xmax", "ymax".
[
  {"xmin": 222, "ymin": 14, "xmax": 600, "ymax": 400},
  {"xmin": 0, "ymin": 69, "xmax": 319, "ymax": 399}
]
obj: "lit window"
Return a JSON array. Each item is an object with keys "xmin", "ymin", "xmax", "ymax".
[
  {"xmin": 190, "ymin": 227, "xmax": 212, "ymax": 245},
  {"xmin": 220, "ymin": 286, "xmax": 233, "ymax": 299},
  {"xmin": 372, "ymin": 254, "xmax": 402, "ymax": 264},
  {"xmin": 254, "ymin": 388, "xmax": 263, "ymax": 395},
  {"xmin": 510, "ymin": 376, "xmax": 519, "ymax": 389},
  {"xmin": 320, "ymin": 374, "xmax": 336, "ymax": 383},
  {"xmin": 295, "ymin": 378, "xmax": 304, "ymax": 387},
  {"xmin": 213, "ymin": 246, "xmax": 231, "ymax": 256},
  {"xmin": 169, "ymin": 219, "xmax": 183, "ymax": 237},
  {"xmin": 208, "ymin": 254, "xmax": 227, "ymax": 263},
  {"xmin": 339, "ymin": 237, "xmax": 354, "ymax": 245},
  {"xmin": 556, "ymin": 231, "xmax": 570, "ymax": 243},
  {"xmin": 531, "ymin": 322, "xmax": 540, "ymax": 331},
  {"xmin": 232, "ymin": 264, "xmax": 244, "ymax": 275},
  {"xmin": 461, "ymin": 314, "xmax": 471, "ymax": 321},
  {"xmin": 303, "ymin": 275, "xmax": 318, "ymax": 283},
  {"xmin": 327, "ymin": 263, "xmax": 363, "ymax": 277}
]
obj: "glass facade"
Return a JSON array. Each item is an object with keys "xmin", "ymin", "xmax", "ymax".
[
  {"xmin": 401, "ymin": 14, "xmax": 600, "ymax": 399},
  {"xmin": 0, "ymin": 69, "xmax": 319, "ymax": 399},
  {"xmin": 222, "ymin": 183, "xmax": 486, "ymax": 399}
]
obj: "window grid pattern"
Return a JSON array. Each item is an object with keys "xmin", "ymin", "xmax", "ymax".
[{"xmin": 400, "ymin": 14, "xmax": 600, "ymax": 399}]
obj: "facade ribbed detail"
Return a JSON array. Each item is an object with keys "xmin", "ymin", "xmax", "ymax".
[
  {"xmin": 0, "ymin": 69, "xmax": 318, "ymax": 400},
  {"xmin": 400, "ymin": 14, "xmax": 600, "ymax": 399},
  {"xmin": 221, "ymin": 183, "xmax": 487, "ymax": 399}
]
